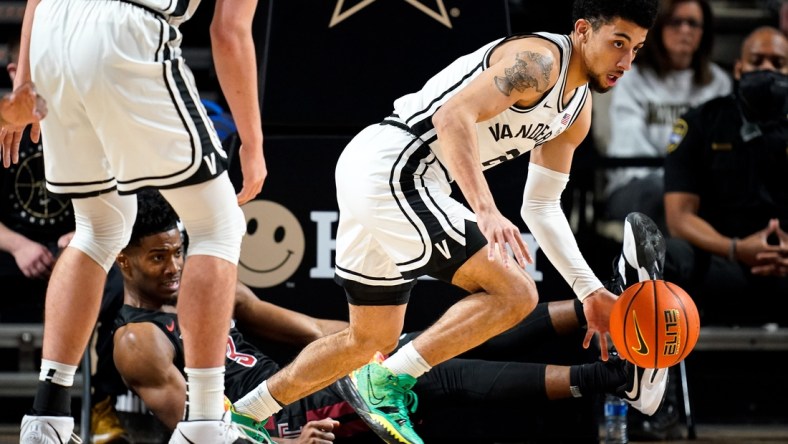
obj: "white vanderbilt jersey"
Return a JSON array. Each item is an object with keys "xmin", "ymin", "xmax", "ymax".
[
  {"xmin": 333, "ymin": 32, "xmax": 590, "ymax": 287},
  {"xmin": 392, "ymin": 32, "xmax": 588, "ymax": 173}
]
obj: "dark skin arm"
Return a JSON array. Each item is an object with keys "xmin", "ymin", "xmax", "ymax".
[
  {"xmin": 665, "ymin": 192, "xmax": 788, "ymax": 275},
  {"xmin": 233, "ymin": 281, "xmax": 347, "ymax": 347},
  {"xmin": 114, "ymin": 318, "xmax": 342, "ymax": 443},
  {"xmin": 113, "ymin": 322, "xmax": 185, "ymax": 430}
]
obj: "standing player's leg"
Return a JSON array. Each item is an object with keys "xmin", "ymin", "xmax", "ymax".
[
  {"xmin": 159, "ymin": 178, "xmax": 253, "ymax": 442},
  {"xmin": 336, "ymin": 238, "xmax": 538, "ymax": 444},
  {"xmin": 21, "ymin": 193, "xmax": 137, "ymax": 442},
  {"xmin": 331, "ymin": 124, "xmax": 539, "ymax": 444},
  {"xmin": 230, "ymin": 301, "xmax": 409, "ymax": 442}
]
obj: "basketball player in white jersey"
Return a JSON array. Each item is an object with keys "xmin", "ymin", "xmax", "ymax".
[
  {"xmin": 220, "ymin": 1, "xmax": 660, "ymax": 443},
  {"xmin": 9, "ymin": 1, "xmax": 266, "ymax": 443}
]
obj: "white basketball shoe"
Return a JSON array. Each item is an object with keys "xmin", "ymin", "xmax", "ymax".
[
  {"xmin": 20, "ymin": 415, "xmax": 81, "ymax": 444},
  {"xmin": 610, "ymin": 212, "xmax": 669, "ymax": 416},
  {"xmin": 169, "ymin": 418, "xmax": 261, "ymax": 444}
]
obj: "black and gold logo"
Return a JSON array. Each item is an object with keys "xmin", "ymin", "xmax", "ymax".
[{"xmin": 11, "ymin": 149, "xmax": 71, "ymax": 224}]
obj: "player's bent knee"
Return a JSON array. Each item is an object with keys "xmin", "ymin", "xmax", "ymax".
[
  {"xmin": 498, "ymin": 284, "xmax": 538, "ymax": 326},
  {"xmin": 70, "ymin": 193, "xmax": 137, "ymax": 272},
  {"xmin": 161, "ymin": 177, "xmax": 246, "ymax": 263},
  {"xmin": 350, "ymin": 331, "xmax": 401, "ymax": 357},
  {"xmin": 183, "ymin": 205, "xmax": 245, "ymax": 263}
]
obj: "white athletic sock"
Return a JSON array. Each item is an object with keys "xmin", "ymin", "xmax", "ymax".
[
  {"xmin": 382, "ymin": 341, "xmax": 432, "ymax": 378},
  {"xmin": 184, "ymin": 367, "xmax": 225, "ymax": 421},
  {"xmin": 39, "ymin": 360, "xmax": 78, "ymax": 387},
  {"xmin": 234, "ymin": 380, "xmax": 282, "ymax": 422}
]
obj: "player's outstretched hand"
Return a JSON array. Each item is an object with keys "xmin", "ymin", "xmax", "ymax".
[
  {"xmin": 581, "ymin": 288, "xmax": 618, "ymax": 361},
  {"xmin": 1, "ymin": 82, "xmax": 46, "ymax": 168},
  {"xmin": 293, "ymin": 418, "xmax": 340, "ymax": 443},
  {"xmin": 476, "ymin": 208, "xmax": 532, "ymax": 269},
  {"xmin": 236, "ymin": 142, "xmax": 266, "ymax": 205}
]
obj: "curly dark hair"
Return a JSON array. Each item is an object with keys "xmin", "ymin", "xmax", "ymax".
[
  {"xmin": 572, "ymin": 0, "xmax": 659, "ymax": 30},
  {"xmin": 125, "ymin": 189, "xmax": 179, "ymax": 249},
  {"xmin": 635, "ymin": 0, "xmax": 717, "ymax": 85}
]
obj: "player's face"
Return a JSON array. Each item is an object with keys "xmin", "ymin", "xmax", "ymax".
[
  {"xmin": 582, "ymin": 18, "xmax": 648, "ymax": 93},
  {"xmin": 125, "ymin": 229, "xmax": 183, "ymax": 305}
]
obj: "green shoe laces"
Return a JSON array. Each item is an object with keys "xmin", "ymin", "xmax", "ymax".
[
  {"xmin": 229, "ymin": 407, "xmax": 270, "ymax": 443},
  {"xmin": 384, "ymin": 374, "xmax": 419, "ymax": 418}
]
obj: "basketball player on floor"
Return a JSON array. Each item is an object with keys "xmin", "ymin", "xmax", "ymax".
[
  {"xmin": 113, "ymin": 191, "xmax": 667, "ymax": 443},
  {"xmin": 220, "ymin": 1, "xmax": 662, "ymax": 443},
  {"xmin": 9, "ymin": 0, "xmax": 266, "ymax": 443}
]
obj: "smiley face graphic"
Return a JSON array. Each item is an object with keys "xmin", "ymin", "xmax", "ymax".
[{"xmin": 238, "ymin": 200, "xmax": 305, "ymax": 288}]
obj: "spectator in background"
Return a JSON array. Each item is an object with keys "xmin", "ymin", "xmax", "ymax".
[
  {"xmin": 602, "ymin": 0, "xmax": 731, "ymax": 231},
  {"xmin": 664, "ymin": 26, "xmax": 788, "ymax": 326}
]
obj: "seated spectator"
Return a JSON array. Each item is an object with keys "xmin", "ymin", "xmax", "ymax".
[
  {"xmin": 664, "ymin": 26, "xmax": 788, "ymax": 326},
  {"xmin": 110, "ymin": 191, "xmax": 667, "ymax": 443},
  {"xmin": 601, "ymin": 0, "xmax": 731, "ymax": 232}
]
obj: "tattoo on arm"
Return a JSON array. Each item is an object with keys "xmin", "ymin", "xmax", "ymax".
[{"xmin": 494, "ymin": 51, "xmax": 552, "ymax": 97}]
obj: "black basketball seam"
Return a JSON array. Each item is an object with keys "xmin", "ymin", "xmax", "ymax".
[
  {"xmin": 651, "ymin": 280, "xmax": 659, "ymax": 369},
  {"xmin": 667, "ymin": 281, "xmax": 695, "ymax": 363}
]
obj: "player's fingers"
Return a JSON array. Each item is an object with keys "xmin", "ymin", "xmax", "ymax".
[
  {"xmin": 511, "ymin": 230, "xmax": 531, "ymax": 267},
  {"xmin": 582, "ymin": 329, "xmax": 594, "ymax": 350},
  {"xmin": 29, "ymin": 123, "xmax": 41, "ymax": 143},
  {"xmin": 237, "ymin": 187, "xmax": 252, "ymax": 205},
  {"xmin": 507, "ymin": 240, "xmax": 526, "ymax": 269},
  {"xmin": 11, "ymin": 131, "xmax": 22, "ymax": 164},
  {"xmin": 2, "ymin": 145, "xmax": 13, "ymax": 167},
  {"xmin": 500, "ymin": 240, "xmax": 510, "ymax": 268},
  {"xmin": 1, "ymin": 128, "xmax": 10, "ymax": 168},
  {"xmin": 598, "ymin": 334, "xmax": 610, "ymax": 361},
  {"xmin": 484, "ymin": 225, "xmax": 504, "ymax": 262}
]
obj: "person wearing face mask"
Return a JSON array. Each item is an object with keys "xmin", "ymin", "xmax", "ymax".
[
  {"xmin": 600, "ymin": 0, "xmax": 732, "ymax": 234},
  {"xmin": 663, "ymin": 26, "xmax": 788, "ymax": 327}
]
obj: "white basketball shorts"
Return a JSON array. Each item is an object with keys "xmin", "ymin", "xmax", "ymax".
[
  {"xmin": 29, "ymin": 0, "xmax": 227, "ymax": 197},
  {"xmin": 334, "ymin": 121, "xmax": 486, "ymax": 289}
]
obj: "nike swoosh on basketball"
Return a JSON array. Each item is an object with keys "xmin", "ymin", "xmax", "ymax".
[
  {"xmin": 631, "ymin": 311, "xmax": 649, "ymax": 355},
  {"xmin": 624, "ymin": 366, "xmax": 640, "ymax": 399},
  {"xmin": 166, "ymin": 320, "xmax": 176, "ymax": 332}
]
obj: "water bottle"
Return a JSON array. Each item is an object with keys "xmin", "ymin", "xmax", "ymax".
[{"xmin": 604, "ymin": 394, "xmax": 628, "ymax": 443}]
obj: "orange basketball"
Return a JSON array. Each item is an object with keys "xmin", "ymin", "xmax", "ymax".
[{"xmin": 609, "ymin": 280, "xmax": 700, "ymax": 368}]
